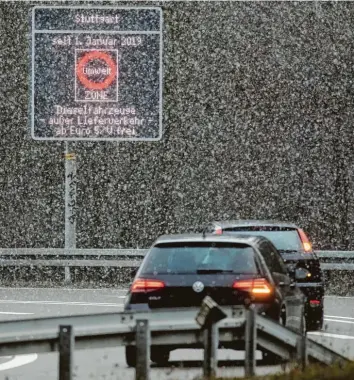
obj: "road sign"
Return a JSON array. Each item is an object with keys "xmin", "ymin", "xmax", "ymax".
[{"xmin": 30, "ymin": 6, "xmax": 163, "ymax": 141}]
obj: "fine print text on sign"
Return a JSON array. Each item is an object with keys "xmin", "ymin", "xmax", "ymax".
[{"xmin": 31, "ymin": 6, "xmax": 163, "ymax": 141}]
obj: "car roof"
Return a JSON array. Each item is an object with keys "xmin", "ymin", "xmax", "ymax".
[
  {"xmin": 210, "ymin": 219, "xmax": 299, "ymax": 229},
  {"xmin": 153, "ymin": 233, "xmax": 265, "ymax": 246}
]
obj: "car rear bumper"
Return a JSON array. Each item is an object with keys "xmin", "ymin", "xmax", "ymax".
[
  {"xmin": 295, "ymin": 282, "xmax": 324, "ymax": 323},
  {"xmin": 295, "ymin": 282, "xmax": 324, "ymax": 301}
]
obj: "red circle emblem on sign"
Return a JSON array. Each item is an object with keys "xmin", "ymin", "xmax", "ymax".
[{"xmin": 76, "ymin": 51, "xmax": 117, "ymax": 91}]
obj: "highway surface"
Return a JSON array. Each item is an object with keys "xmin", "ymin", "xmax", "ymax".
[{"xmin": 0, "ymin": 288, "xmax": 352, "ymax": 379}]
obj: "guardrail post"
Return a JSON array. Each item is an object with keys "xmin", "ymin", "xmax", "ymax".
[
  {"xmin": 245, "ymin": 306, "xmax": 256, "ymax": 377},
  {"xmin": 135, "ymin": 319, "xmax": 150, "ymax": 380},
  {"xmin": 296, "ymin": 311, "xmax": 308, "ymax": 370},
  {"xmin": 59, "ymin": 325, "xmax": 74, "ymax": 380},
  {"xmin": 203, "ymin": 322, "xmax": 218, "ymax": 379}
]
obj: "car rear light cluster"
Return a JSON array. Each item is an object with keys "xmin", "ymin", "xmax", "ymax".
[
  {"xmin": 309, "ymin": 299, "xmax": 321, "ymax": 307},
  {"xmin": 232, "ymin": 278, "xmax": 273, "ymax": 297},
  {"xmin": 298, "ymin": 229, "xmax": 312, "ymax": 252},
  {"xmin": 131, "ymin": 279, "xmax": 165, "ymax": 293},
  {"xmin": 214, "ymin": 226, "xmax": 223, "ymax": 235}
]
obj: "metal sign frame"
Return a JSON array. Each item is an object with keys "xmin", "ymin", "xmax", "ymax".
[{"xmin": 30, "ymin": 6, "xmax": 163, "ymax": 142}]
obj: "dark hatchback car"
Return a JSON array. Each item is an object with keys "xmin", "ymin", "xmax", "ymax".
[
  {"xmin": 124, "ymin": 233, "xmax": 305, "ymax": 366},
  {"xmin": 203, "ymin": 220, "xmax": 324, "ymax": 331}
]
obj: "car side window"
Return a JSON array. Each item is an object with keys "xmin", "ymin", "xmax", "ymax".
[{"xmin": 260, "ymin": 241, "xmax": 287, "ymax": 274}]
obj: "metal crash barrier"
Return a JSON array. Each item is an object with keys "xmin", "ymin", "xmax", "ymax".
[
  {"xmin": 0, "ymin": 248, "xmax": 352, "ymax": 269},
  {"xmin": 0, "ymin": 248, "xmax": 352, "ymax": 289},
  {"xmin": 0, "ymin": 299, "xmax": 348, "ymax": 380}
]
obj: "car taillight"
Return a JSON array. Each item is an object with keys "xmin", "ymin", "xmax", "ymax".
[
  {"xmin": 131, "ymin": 279, "xmax": 165, "ymax": 293},
  {"xmin": 232, "ymin": 278, "xmax": 273, "ymax": 295},
  {"xmin": 215, "ymin": 227, "xmax": 223, "ymax": 235},
  {"xmin": 298, "ymin": 229, "xmax": 312, "ymax": 252}
]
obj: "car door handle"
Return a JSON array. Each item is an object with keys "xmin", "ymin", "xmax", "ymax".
[
  {"xmin": 279, "ymin": 281, "xmax": 286, "ymax": 287},
  {"xmin": 290, "ymin": 282, "xmax": 296, "ymax": 289}
]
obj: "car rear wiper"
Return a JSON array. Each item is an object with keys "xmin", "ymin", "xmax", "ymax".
[
  {"xmin": 196, "ymin": 269, "xmax": 234, "ymax": 274},
  {"xmin": 278, "ymin": 249, "xmax": 300, "ymax": 253}
]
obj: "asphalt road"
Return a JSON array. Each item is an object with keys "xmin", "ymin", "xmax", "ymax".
[
  {"xmin": 0, "ymin": 287, "xmax": 125, "ymax": 320},
  {"xmin": 0, "ymin": 288, "xmax": 352, "ymax": 379}
]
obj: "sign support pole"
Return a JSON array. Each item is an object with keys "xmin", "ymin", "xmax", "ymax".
[{"xmin": 64, "ymin": 142, "xmax": 76, "ymax": 284}]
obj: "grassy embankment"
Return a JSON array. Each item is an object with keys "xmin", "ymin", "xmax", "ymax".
[{"xmin": 211, "ymin": 361, "xmax": 354, "ymax": 380}]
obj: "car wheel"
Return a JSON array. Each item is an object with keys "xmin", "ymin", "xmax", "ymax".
[
  {"xmin": 301, "ymin": 314, "xmax": 307, "ymax": 335},
  {"xmin": 262, "ymin": 307, "xmax": 286, "ymax": 365},
  {"xmin": 151, "ymin": 347, "xmax": 170, "ymax": 365},
  {"xmin": 125, "ymin": 346, "xmax": 136, "ymax": 367},
  {"xmin": 306, "ymin": 313, "xmax": 323, "ymax": 331},
  {"xmin": 279, "ymin": 306, "xmax": 286, "ymax": 327}
]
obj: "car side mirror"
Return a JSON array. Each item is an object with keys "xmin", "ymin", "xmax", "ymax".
[{"xmin": 295, "ymin": 267, "xmax": 311, "ymax": 280}]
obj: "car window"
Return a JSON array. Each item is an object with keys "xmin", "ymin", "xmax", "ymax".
[
  {"xmin": 259, "ymin": 241, "xmax": 287, "ymax": 274},
  {"xmin": 223, "ymin": 227, "xmax": 303, "ymax": 251},
  {"xmin": 140, "ymin": 242, "xmax": 260, "ymax": 275}
]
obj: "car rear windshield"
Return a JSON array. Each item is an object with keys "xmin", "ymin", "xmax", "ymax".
[
  {"xmin": 140, "ymin": 242, "xmax": 259, "ymax": 275},
  {"xmin": 223, "ymin": 227, "xmax": 302, "ymax": 251}
]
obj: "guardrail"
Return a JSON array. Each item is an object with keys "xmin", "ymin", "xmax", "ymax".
[
  {"xmin": 0, "ymin": 248, "xmax": 146, "ymax": 266},
  {"xmin": 0, "ymin": 303, "xmax": 348, "ymax": 380},
  {"xmin": 315, "ymin": 251, "xmax": 354, "ymax": 270},
  {"xmin": 0, "ymin": 248, "xmax": 352, "ymax": 267},
  {"xmin": 0, "ymin": 248, "xmax": 147, "ymax": 287},
  {"xmin": 0, "ymin": 248, "xmax": 352, "ymax": 288}
]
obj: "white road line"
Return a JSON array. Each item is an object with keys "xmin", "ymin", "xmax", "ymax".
[
  {"xmin": 0, "ymin": 300, "xmax": 123, "ymax": 307},
  {"xmin": 0, "ymin": 312, "xmax": 33, "ymax": 315},
  {"xmin": 0, "ymin": 354, "xmax": 38, "ymax": 371},
  {"xmin": 0, "ymin": 287, "xmax": 128, "ymax": 292},
  {"xmin": 324, "ymin": 318, "xmax": 354, "ymax": 325},
  {"xmin": 325, "ymin": 315, "xmax": 354, "ymax": 321},
  {"xmin": 309, "ymin": 332, "xmax": 354, "ymax": 340}
]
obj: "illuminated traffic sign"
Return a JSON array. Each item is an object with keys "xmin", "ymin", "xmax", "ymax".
[{"xmin": 30, "ymin": 6, "xmax": 163, "ymax": 141}]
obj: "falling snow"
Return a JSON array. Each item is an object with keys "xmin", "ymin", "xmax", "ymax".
[{"xmin": 0, "ymin": 2, "xmax": 353, "ymax": 252}]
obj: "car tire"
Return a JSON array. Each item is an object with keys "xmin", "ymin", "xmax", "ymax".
[
  {"xmin": 306, "ymin": 313, "xmax": 323, "ymax": 331},
  {"xmin": 125, "ymin": 346, "xmax": 136, "ymax": 367},
  {"xmin": 301, "ymin": 314, "xmax": 307, "ymax": 335},
  {"xmin": 151, "ymin": 347, "xmax": 170, "ymax": 365},
  {"xmin": 279, "ymin": 306, "xmax": 286, "ymax": 326},
  {"xmin": 262, "ymin": 307, "xmax": 286, "ymax": 365}
]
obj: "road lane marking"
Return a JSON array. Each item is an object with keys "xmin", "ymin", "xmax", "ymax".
[
  {"xmin": 325, "ymin": 315, "xmax": 354, "ymax": 320},
  {"xmin": 0, "ymin": 287, "xmax": 128, "ymax": 292},
  {"xmin": 324, "ymin": 318, "xmax": 354, "ymax": 325},
  {"xmin": 325, "ymin": 296, "xmax": 354, "ymax": 299},
  {"xmin": 0, "ymin": 300, "xmax": 124, "ymax": 307},
  {"xmin": 309, "ymin": 332, "xmax": 354, "ymax": 339},
  {"xmin": 0, "ymin": 354, "xmax": 38, "ymax": 371},
  {"xmin": 0, "ymin": 312, "xmax": 33, "ymax": 315}
]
